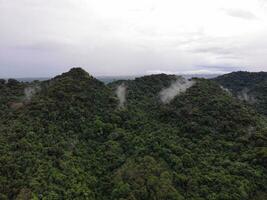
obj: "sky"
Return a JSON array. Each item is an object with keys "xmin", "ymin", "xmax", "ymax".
[{"xmin": 1, "ymin": 0, "xmax": 267, "ymax": 77}]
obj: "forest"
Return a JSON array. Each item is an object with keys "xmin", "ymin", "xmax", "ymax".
[{"xmin": 0, "ymin": 68, "xmax": 266, "ymax": 200}]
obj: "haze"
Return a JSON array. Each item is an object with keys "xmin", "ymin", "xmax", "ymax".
[{"xmin": 1, "ymin": 0, "xmax": 267, "ymax": 77}]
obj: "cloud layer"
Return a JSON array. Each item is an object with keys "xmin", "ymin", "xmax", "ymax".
[{"xmin": 0, "ymin": 0, "xmax": 267, "ymax": 77}]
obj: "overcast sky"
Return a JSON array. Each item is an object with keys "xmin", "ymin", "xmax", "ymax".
[{"xmin": 1, "ymin": 0, "xmax": 267, "ymax": 77}]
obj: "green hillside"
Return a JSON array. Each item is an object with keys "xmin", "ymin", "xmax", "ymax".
[
  {"xmin": 213, "ymin": 71, "xmax": 267, "ymax": 116},
  {"xmin": 0, "ymin": 68, "xmax": 266, "ymax": 200}
]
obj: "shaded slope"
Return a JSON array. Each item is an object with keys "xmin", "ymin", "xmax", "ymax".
[{"xmin": 213, "ymin": 71, "xmax": 267, "ymax": 116}]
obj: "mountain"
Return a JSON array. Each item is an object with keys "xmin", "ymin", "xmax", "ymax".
[
  {"xmin": 8, "ymin": 74, "xmax": 220, "ymax": 85},
  {"xmin": 0, "ymin": 68, "xmax": 266, "ymax": 200},
  {"xmin": 213, "ymin": 71, "xmax": 267, "ymax": 116}
]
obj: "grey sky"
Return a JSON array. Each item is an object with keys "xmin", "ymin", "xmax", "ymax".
[{"xmin": 1, "ymin": 0, "xmax": 267, "ymax": 77}]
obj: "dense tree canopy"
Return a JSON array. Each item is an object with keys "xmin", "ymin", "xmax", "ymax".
[
  {"xmin": 0, "ymin": 68, "xmax": 266, "ymax": 199},
  {"xmin": 213, "ymin": 71, "xmax": 267, "ymax": 116}
]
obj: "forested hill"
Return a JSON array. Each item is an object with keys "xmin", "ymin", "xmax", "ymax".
[
  {"xmin": 213, "ymin": 71, "xmax": 267, "ymax": 116},
  {"xmin": 0, "ymin": 68, "xmax": 266, "ymax": 200}
]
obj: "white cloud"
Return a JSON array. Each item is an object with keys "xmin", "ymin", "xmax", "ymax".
[
  {"xmin": 222, "ymin": 9, "xmax": 258, "ymax": 20},
  {"xmin": 0, "ymin": 0, "xmax": 267, "ymax": 77}
]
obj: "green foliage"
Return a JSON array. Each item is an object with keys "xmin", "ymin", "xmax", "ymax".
[
  {"xmin": 214, "ymin": 71, "xmax": 267, "ymax": 115},
  {"xmin": 0, "ymin": 68, "xmax": 266, "ymax": 199},
  {"xmin": 112, "ymin": 156, "xmax": 184, "ymax": 200}
]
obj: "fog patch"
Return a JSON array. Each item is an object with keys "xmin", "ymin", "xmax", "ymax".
[
  {"xmin": 237, "ymin": 88, "xmax": 257, "ymax": 104},
  {"xmin": 24, "ymin": 85, "xmax": 41, "ymax": 102},
  {"xmin": 116, "ymin": 83, "xmax": 127, "ymax": 108},
  {"xmin": 160, "ymin": 77, "xmax": 195, "ymax": 104},
  {"xmin": 8, "ymin": 84, "xmax": 41, "ymax": 110},
  {"xmin": 220, "ymin": 86, "xmax": 231, "ymax": 95}
]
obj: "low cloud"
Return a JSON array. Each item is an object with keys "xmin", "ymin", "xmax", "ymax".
[
  {"xmin": 220, "ymin": 85, "xmax": 231, "ymax": 95},
  {"xmin": 160, "ymin": 77, "xmax": 195, "ymax": 104},
  {"xmin": 24, "ymin": 85, "xmax": 41, "ymax": 102},
  {"xmin": 116, "ymin": 83, "xmax": 127, "ymax": 108},
  {"xmin": 237, "ymin": 88, "xmax": 257, "ymax": 103}
]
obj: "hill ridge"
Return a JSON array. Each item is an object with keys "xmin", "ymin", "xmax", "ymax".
[{"xmin": 0, "ymin": 68, "xmax": 266, "ymax": 200}]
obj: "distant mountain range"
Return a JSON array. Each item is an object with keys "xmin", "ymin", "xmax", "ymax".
[{"xmin": 4, "ymin": 74, "xmax": 221, "ymax": 84}]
